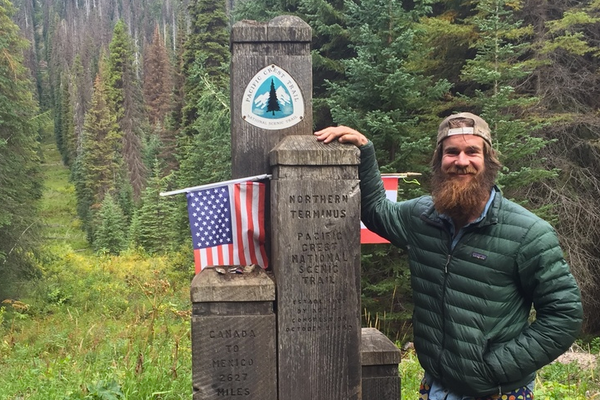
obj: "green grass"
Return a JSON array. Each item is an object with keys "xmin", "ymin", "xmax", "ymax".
[
  {"xmin": 0, "ymin": 137, "xmax": 194, "ymax": 399},
  {"xmin": 39, "ymin": 139, "xmax": 88, "ymax": 252},
  {"xmin": 0, "ymin": 250, "xmax": 193, "ymax": 400}
]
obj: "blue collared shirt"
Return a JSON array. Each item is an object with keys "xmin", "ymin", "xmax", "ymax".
[{"xmin": 439, "ymin": 189, "xmax": 496, "ymax": 251}]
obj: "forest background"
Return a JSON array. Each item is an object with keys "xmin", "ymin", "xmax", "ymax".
[{"xmin": 2, "ymin": 0, "xmax": 600, "ymax": 397}]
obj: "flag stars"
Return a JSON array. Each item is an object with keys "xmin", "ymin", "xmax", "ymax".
[{"xmin": 188, "ymin": 185, "xmax": 235, "ymax": 250}]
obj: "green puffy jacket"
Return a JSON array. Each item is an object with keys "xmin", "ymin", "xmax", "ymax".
[{"xmin": 359, "ymin": 142, "xmax": 583, "ymax": 396}]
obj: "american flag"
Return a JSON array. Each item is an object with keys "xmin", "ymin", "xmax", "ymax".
[
  {"xmin": 360, "ymin": 176, "xmax": 399, "ymax": 244},
  {"xmin": 186, "ymin": 181, "xmax": 268, "ymax": 273}
]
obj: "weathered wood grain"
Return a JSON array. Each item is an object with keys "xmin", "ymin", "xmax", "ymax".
[
  {"xmin": 270, "ymin": 135, "xmax": 362, "ymax": 400},
  {"xmin": 230, "ymin": 16, "xmax": 313, "ymax": 179},
  {"xmin": 191, "ymin": 268, "xmax": 277, "ymax": 400},
  {"xmin": 361, "ymin": 328, "xmax": 402, "ymax": 400}
]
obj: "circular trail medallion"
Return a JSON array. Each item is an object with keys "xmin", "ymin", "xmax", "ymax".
[{"xmin": 241, "ymin": 64, "xmax": 304, "ymax": 130}]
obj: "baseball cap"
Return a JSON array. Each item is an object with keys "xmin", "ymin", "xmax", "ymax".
[{"xmin": 437, "ymin": 112, "xmax": 492, "ymax": 145}]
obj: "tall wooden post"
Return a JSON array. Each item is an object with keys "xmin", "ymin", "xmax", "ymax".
[
  {"xmin": 230, "ymin": 16, "xmax": 312, "ymax": 179},
  {"xmin": 269, "ymin": 136, "xmax": 362, "ymax": 400}
]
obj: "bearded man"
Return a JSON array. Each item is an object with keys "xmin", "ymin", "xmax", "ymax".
[{"xmin": 315, "ymin": 112, "xmax": 582, "ymax": 400}]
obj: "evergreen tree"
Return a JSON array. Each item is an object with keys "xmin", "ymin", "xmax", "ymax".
[
  {"xmin": 518, "ymin": 0, "xmax": 600, "ymax": 332},
  {"xmin": 59, "ymin": 76, "xmax": 76, "ymax": 166},
  {"xmin": 232, "ymin": 0, "xmax": 298, "ymax": 21},
  {"xmin": 71, "ymin": 55, "xmax": 92, "ymax": 157},
  {"xmin": 185, "ymin": 0, "xmax": 229, "ymax": 83},
  {"xmin": 106, "ymin": 20, "xmax": 148, "ymax": 201},
  {"xmin": 458, "ymin": 0, "xmax": 555, "ymax": 191},
  {"xmin": 176, "ymin": 72, "xmax": 231, "ymax": 189},
  {"xmin": 174, "ymin": 70, "xmax": 231, "ymax": 245},
  {"xmin": 143, "ymin": 23, "xmax": 177, "ymax": 174},
  {"xmin": 172, "ymin": 0, "xmax": 231, "ymax": 244},
  {"xmin": 314, "ymin": 0, "xmax": 451, "ymax": 331},
  {"xmin": 325, "ymin": 0, "xmax": 450, "ymax": 172},
  {"xmin": 410, "ymin": 2, "xmax": 474, "ymax": 97},
  {"xmin": 0, "ymin": 0, "xmax": 43, "ymax": 291},
  {"xmin": 299, "ymin": 0, "xmax": 355, "ymax": 128},
  {"xmin": 143, "ymin": 24, "xmax": 173, "ymax": 127},
  {"xmin": 93, "ymin": 193, "xmax": 128, "ymax": 255},
  {"xmin": 180, "ymin": 0, "xmax": 230, "ymax": 131},
  {"xmin": 54, "ymin": 73, "xmax": 65, "ymax": 163},
  {"xmin": 129, "ymin": 160, "xmax": 178, "ymax": 253},
  {"xmin": 266, "ymin": 79, "xmax": 281, "ymax": 115},
  {"xmin": 73, "ymin": 70, "xmax": 122, "ymax": 241},
  {"xmin": 166, "ymin": 11, "xmax": 188, "ymax": 135}
]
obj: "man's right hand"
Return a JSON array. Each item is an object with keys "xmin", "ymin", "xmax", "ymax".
[{"xmin": 314, "ymin": 126, "xmax": 369, "ymax": 147}]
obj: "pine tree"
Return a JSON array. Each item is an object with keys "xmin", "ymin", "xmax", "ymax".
[
  {"xmin": 185, "ymin": 0, "xmax": 229, "ymax": 83},
  {"xmin": 129, "ymin": 160, "xmax": 178, "ymax": 253},
  {"xmin": 59, "ymin": 76, "xmax": 76, "ymax": 166},
  {"xmin": 325, "ymin": 0, "xmax": 450, "ymax": 172},
  {"xmin": 54, "ymin": 73, "xmax": 65, "ymax": 164},
  {"xmin": 176, "ymin": 73, "xmax": 231, "ymax": 189},
  {"xmin": 143, "ymin": 24, "xmax": 173, "ymax": 127},
  {"xmin": 106, "ymin": 20, "xmax": 148, "ymax": 200},
  {"xmin": 172, "ymin": 0, "xmax": 231, "ymax": 244},
  {"xmin": 166, "ymin": 11, "xmax": 188, "ymax": 135},
  {"xmin": 143, "ymin": 23, "xmax": 177, "ymax": 174},
  {"xmin": 174, "ymin": 72, "xmax": 231, "ymax": 245},
  {"xmin": 459, "ymin": 0, "xmax": 554, "ymax": 191},
  {"xmin": 519, "ymin": 0, "xmax": 600, "ymax": 332},
  {"xmin": 0, "ymin": 0, "xmax": 43, "ymax": 290},
  {"xmin": 93, "ymin": 193, "xmax": 128, "ymax": 255},
  {"xmin": 71, "ymin": 55, "xmax": 92, "ymax": 157},
  {"xmin": 300, "ymin": 0, "xmax": 356, "ymax": 128},
  {"xmin": 180, "ymin": 0, "xmax": 230, "ymax": 131},
  {"xmin": 266, "ymin": 79, "xmax": 281, "ymax": 115},
  {"xmin": 321, "ymin": 0, "xmax": 453, "ymax": 332},
  {"xmin": 73, "ymin": 70, "xmax": 122, "ymax": 241}
]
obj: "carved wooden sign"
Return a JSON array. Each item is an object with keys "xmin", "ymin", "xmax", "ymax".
[
  {"xmin": 190, "ymin": 269, "xmax": 276, "ymax": 400},
  {"xmin": 270, "ymin": 136, "xmax": 362, "ymax": 400}
]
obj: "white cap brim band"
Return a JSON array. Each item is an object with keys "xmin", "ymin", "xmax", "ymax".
[{"xmin": 447, "ymin": 127, "xmax": 475, "ymax": 136}]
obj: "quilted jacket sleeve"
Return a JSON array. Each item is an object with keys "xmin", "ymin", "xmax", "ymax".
[
  {"xmin": 484, "ymin": 218, "xmax": 583, "ymax": 382},
  {"xmin": 358, "ymin": 141, "xmax": 411, "ymax": 249}
]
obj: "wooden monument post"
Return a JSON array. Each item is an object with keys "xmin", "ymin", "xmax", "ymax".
[
  {"xmin": 190, "ymin": 13, "xmax": 402, "ymax": 400},
  {"xmin": 269, "ymin": 136, "xmax": 362, "ymax": 400}
]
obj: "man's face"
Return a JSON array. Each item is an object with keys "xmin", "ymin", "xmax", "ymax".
[
  {"xmin": 432, "ymin": 134, "xmax": 492, "ymax": 224},
  {"xmin": 440, "ymin": 135, "xmax": 486, "ymax": 183}
]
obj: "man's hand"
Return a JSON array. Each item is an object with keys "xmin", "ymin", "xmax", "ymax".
[{"xmin": 314, "ymin": 126, "xmax": 369, "ymax": 147}]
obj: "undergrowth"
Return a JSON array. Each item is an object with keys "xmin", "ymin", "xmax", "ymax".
[{"xmin": 0, "ymin": 249, "xmax": 193, "ymax": 400}]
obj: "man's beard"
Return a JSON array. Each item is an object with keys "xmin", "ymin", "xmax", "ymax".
[{"xmin": 431, "ymin": 164, "xmax": 496, "ymax": 226}]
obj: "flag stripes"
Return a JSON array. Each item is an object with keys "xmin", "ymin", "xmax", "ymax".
[
  {"xmin": 360, "ymin": 176, "xmax": 399, "ymax": 244},
  {"xmin": 187, "ymin": 181, "xmax": 268, "ymax": 273}
]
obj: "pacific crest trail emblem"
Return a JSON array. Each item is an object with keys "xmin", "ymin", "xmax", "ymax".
[{"xmin": 241, "ymin": 64, "xmax": 305, "ymax": 130}]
